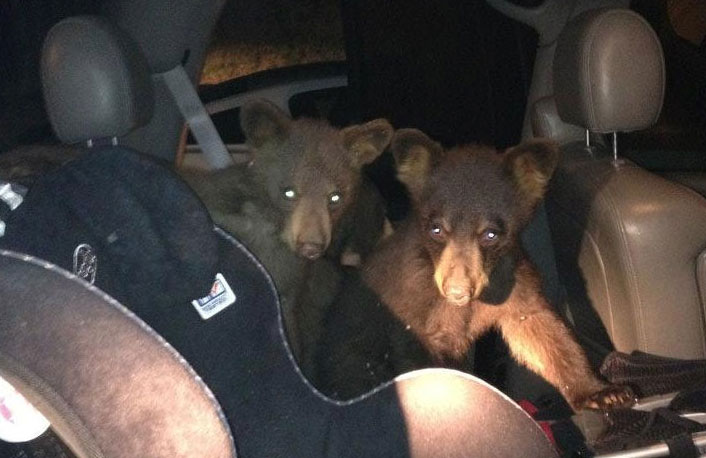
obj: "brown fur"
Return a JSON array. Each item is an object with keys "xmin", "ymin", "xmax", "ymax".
[
  {"xmin": 0, "ymin": 145, "xmax": 84, "ymax": 187},
  {"xmin": 238, "ymin": 100, "xmax": 392, "ymax": 261},
  {"xmin": 378, "ymin": 130, "xmax": 633, "ymax": 410},
  {"xmin": 319, "ymin": 129, "xmax": 633, "ymax": 410},
  {"xmin": 182, "ymin": 99, "xmax": 393, "ymax": 377}
]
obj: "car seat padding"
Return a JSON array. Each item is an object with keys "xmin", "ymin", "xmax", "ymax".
[{"xmin": 0, "ymin": 148, "xmax": 557, "ymax": 457}]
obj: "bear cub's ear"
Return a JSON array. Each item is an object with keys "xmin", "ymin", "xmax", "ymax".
[
  {"xmin": 503, "ymin": 138, "xmax": 560, "ymax": 209},
  {"xmin": 240, "ymin": 99, "xmax": 292, "ymax": 148},
  {"xmin": 341, "ymin": 119, "xmax": 394, "ymax": 169},
  {"xmin": 390, "ymin": 129, "xmax": 443, "ymax": 197}
]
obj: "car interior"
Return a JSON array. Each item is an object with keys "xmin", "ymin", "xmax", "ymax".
[{"xmin": 0, "ymin": 0, "xmax": 705, "ymax": 457}]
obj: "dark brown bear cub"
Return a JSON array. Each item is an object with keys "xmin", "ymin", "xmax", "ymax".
[{"xmin": 318, "ymin": 129, "xmax": 634, "ymax": 411}]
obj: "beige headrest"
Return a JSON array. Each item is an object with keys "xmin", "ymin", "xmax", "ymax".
[{"xmin": 553, "ymin": 8, "xmax": 665, "ymax": 133}]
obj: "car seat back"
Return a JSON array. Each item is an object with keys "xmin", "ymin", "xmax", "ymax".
[
  {"xmin": 0, "ymin": 251, "xmax": 235, "ymax": 458},
  {"xmin": 534, "ymin": 8, "xmax": 706, "ymax": 359}
]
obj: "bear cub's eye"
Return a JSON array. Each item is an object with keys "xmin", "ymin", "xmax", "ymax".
[
  {"xmin": 282, "ymin": 187, "xmax": 297, "ymax": 201},
  {"xmin": 481, "ymin": 228, "xmax": 500, "ymax": 245},
  {"xmin": 429, "ymin": 221, "xmax": 446, "ymax": 241},
  {"xmin": 328, "ymin": 191, "xmax": 343, "ymax": 206}
]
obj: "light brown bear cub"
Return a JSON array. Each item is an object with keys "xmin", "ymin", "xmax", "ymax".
[
  {"xmin": 183, "ymin": 99, "xmax": 393, "ymax": 376},
  {"xmin": 318, "ymin": 129, "xmax": 634, "ymax": 411}
]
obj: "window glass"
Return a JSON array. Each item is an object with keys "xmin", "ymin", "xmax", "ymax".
[
  {"xmin": 201, "ymin": 0, "xmax": 345, "ymax": 85},
  {"xmin": 625, "ymin": 0, "xmax": 706, "ymax": 170}
]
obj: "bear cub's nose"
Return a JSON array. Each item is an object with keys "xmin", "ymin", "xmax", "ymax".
[
  {"xmin": 297, "ymin": 242, "xmax": 325, "ymax": 260},
  {"xmin": 445, "ymin": 285, "xmax": 473, "ymax": 306}
]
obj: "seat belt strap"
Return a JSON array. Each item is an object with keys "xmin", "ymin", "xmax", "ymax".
[{"xmin": 162, "ymin": 65, "xmax": 233, "ymax": 169}]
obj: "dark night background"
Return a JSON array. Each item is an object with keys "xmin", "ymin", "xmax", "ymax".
[{"xmin": 343, "ymin": 0, "xmax": 537, "ymax": 148}]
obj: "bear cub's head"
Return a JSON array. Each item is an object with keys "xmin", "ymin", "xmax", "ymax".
[
  {"xmin": 241, "ymin": 99, "xmax": 393, "ymax": 260},
  {"xmin": 391, "ymin": 129, "xmax": 559, "ymax": 306}
]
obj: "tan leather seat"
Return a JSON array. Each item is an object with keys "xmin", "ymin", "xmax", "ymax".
[{"xmin": 533, "ymin": 8, "xmax": 706, "ymax": 359}]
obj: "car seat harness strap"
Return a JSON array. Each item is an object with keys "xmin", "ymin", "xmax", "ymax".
[{"xmin": 0, "ymin": 181, "xmax": 26, "ymax": 238}]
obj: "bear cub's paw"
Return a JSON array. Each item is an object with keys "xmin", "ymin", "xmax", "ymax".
[{"xmin": 580, "ymin": 385, "xmax": 636, "ymax": 410}]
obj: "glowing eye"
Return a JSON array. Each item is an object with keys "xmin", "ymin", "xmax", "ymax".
[
  {"xmin": 282, "ymin": 187, "xmax": 297, "ymax": 200},
  {"xmin": 429, "ymin": 222, "xmax": 444, "ymax": 240},
  {"xmin": 329, "ymin": 192, "xmax": 342, "ymax": 206},
  {"xmin": 482, "ymin": 229, "xmax": 499, "ymax": 243}
]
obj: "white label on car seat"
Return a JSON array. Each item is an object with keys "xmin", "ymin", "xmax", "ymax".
[
  {"xmin": 0, "ymin": 375, "xmax": 50, "ymax": 443},
  {"xmin": 191, "ymin": 273, "xmax": 236, "ymax": 320}
]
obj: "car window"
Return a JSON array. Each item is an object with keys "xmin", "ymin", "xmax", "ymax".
[
  {"xmin": 667, "ymin": 0, "xmax": 706, "ymax": 45},
  {"xmin": 186, "ymin": 0, "xmax": 349, "ymax": 151},
  {"xmin": 201, "ymin": 0, "xmax": 345, "ymax": 85},
  {"xmin": 623, "ymin": 0, "xmax": 706, "ymax": 170}
]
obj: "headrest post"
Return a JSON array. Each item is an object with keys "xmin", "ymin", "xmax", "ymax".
[
  {"xmin": 585, "ymin": 129, "xmax": 591, "ymax": 148},
  {"xmin": 611, "ymin": 132, "xmax": 619, "ymax": 163}
]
